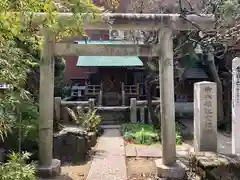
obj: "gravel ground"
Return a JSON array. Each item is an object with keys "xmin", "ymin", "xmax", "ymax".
[
  {"xmin": 127, "ymin": 157, "xmax": 199, "ymax": 180},
  {"xmin": 38, "ymin": 148, "xmax": 95, "ymax": 180},
  {"xmin": 128, "ymin": 171, "xmax": 199, "ymax": 180},
  {"xmin": 38, "ymin": 160, "xmax": 92, "ymax": 180}
]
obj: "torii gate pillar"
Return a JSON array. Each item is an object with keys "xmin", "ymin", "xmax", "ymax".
[
  {"xmin": 37, "ymin": 29, "xmax": 61, "ymax": 178},
  {"xmin": 155, "ymin": 28, "xmax": 186, "ymax": 179}
]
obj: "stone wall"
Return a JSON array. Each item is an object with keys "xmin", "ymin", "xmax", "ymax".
[
  {"xmin": 98, "ymin": 109, "xmax": 130, "ymax": 124},
  {"xmin": 190, "ymin": 152, "xmax": 240, "ymax": 180}
]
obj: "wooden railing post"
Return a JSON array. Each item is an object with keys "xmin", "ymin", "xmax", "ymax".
[
  {"xmin": 99, "ymin": 90, "xmax": 103, "ymax": 106},
  {"xmin": 137, "ymin": 83, "xmax": 140, "ymax": 99},
  {"xmin": 130, "ymin": 98, "xmax": 137, "ymax": 123},
  {"xmin": 54, "ymin": 97, "xmax": 61, "ymax": 122},
  {"xmin": 84, "ymin": 84, "xmax": 88, "ymax": 100},
  {"xmin": 122, "ymin": 82, "xmax": 125, "ymax": 106},
  {"xmin": 148, "ymin": 110, "xmax": 152, "ymax": 124},
  {"xmin": 122, "ymin": 91, "xmax": 125, "ymax": 106},
  {"xmin": 99, "ymin": 82, "xmax": 103, "ymax": 106},
  {"xmin": 62, "ymin": 106, "xmax": 70, "ymax": 123},
  {"xmin": 88, "ymin": 98, "xmax": 95, "ymax": 111},
  {"xmin": 140, "ymin": 106, "xmax": 145, "ymax": 123}
]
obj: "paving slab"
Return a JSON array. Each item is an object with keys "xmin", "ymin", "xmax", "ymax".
[
  {"xmin": 176, "ymin": 144, "xmax": 191, "ymax": 151},
  {"xmin": 100, "ymin": 125, "xmax": 121, "ymax": 129},
  {"xmin": 125, "ymin": 146, "xmax": 137, "ymax": 157},
  {"xmin": 176, "ymin": 150, "xmax": 189, "ymax": 157},
  {"xmin": 125, "ymin": 146, "xmax": 190, "ymax": 158},
  {"xmin": 87, "ymin": 129, "xmax": 127, "ymax": 180},
  {"xmin": 179, "ymin": 119, "xmax": 232, "ymax": 153},
  {"xmin": 218, "ymin": 132, "xmax": 232, "ymax": 153},
  {"xmin": 125, "ymin": 140, "xmax": 231, "ymax": 158},
  {"xmin": 125, "ymin": 144, "xmax": 191, "ymax": 158},
  {"xmin": 136, "ymin": 147, "xmax": 162, "ymax": 157}
]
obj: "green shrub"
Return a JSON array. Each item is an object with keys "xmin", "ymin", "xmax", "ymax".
[
  {"xmin": 120, "ymin": 123, "xmax": 159, "ymax": 145},
  {"xmin": 176, "ymin": 132, "xmax": 182, "ymax": 145},
  {"xmin": 2, "ymin": 100, "xmax": 39, "ymax": 154},
  {"xmin": 123, "ymin": 132, "xmax": 134, "ymax": 141},
  {"xmin": 74, "ymin": 108, "xmax": 103, "ymax": 132},
  {"xmin": 0, "ymin": 108, "xmax": 14, "ymax": 141},
  {"xmin": 120, "ymin": 123, "xmax": 156, "ymax": 134},
  {"xmin": 0, "ymin": 152, "xmax": 36, "ymax": 180},
  {"xmin": 120, "ymin": 123, "xmax": 182, "ymax": 145},
  {"xmin": 175, "ymin": 122, "xmax": 183, "ymax": 145},
  {"xmin": 134, "ymin": 128, "xmax": 159, "ymax": 145}
]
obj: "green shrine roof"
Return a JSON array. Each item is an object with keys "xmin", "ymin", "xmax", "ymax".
[{"xmin": 76, "ymin": 40, "xmax": 143, "ymax": 67}]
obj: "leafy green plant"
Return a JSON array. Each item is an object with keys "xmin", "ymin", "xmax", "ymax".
[
  {"xmin": 175, "ymin": 122, "xmax": 183, "ymax": 145},
  {"xmin": 120, "ymin": 123, "xmax": 156, "ymax": 134},
  {"xmin": 134, "ymin": 128, "xmax": 159, "ymax": 145},
  {"xmin": 1, "ymin": 99, "xmax": 39, "ymax": 153},
  {"xmin": 0, "ymin": 108, "xmax": 14, "ymax": 141},
  {"xmin": 74, "ymin": 107, "xmax": 103, "ymax": 132},
  {"xmin": 0, "ymin": 152, "xmax": 36, "ymax": 180},
  {"xmin": 121, "ymin": 123, "xmax": 159, "ymax": 145},
  {"xmin": 121, "ymin": 123, "xmax": 182, "ymax": 145},
  {"xmin": 176, "ymin": 132, "xmax": 182, "ymax": 145},
  {"xmin": 123, "ymin": 132, "xmax": 134, "ymax": 141}
]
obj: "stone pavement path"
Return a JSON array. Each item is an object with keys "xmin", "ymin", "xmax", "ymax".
[
  {"xmin": 125, "ymin": 144, "xmax": 191, "ymax": 158},
  {"xmin": 217, "ymin": 132, "xmax": 232, "ymax": 153},
  {"xmin": 125, "ymin": 132, "xmax": 232, "ymax": 158},
  {"xmin": 87, "ymin": 128, "xmax": 127, "ymax": 180}
]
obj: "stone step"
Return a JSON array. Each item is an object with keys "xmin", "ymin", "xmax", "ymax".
[
  {"xmin": 101, "ymin": 120, "xmax": 119, "ymax": 125},
  {"xmin": 100, "ymin": 125, "xmax": 121, "ymax": 129}
]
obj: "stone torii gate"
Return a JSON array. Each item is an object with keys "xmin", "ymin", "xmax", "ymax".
[{"xmin": 35, "ymin": 13, "xmax": 215, "ymax": 178}]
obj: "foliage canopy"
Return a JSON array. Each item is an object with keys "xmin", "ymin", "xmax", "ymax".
[{"xmin": 0, "ymin": 0, "xmax": 100, "ymax": 145}]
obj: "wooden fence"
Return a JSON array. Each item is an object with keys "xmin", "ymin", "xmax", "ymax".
[
  {"xmin": 54, "ymin": 97, "xmax": 193, "ymax": 124},
  {"xmin": 54, "ymin": 97, "xmax": 95, "ymax": 123},
  {"xmin": 129, "ymin": 98, "xmax": 193, "ymax": 124}
]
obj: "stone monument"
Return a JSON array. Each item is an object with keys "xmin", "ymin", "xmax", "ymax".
[{"xmin": 194, "ymin": 81, "xmax": 217, "ymax": 152}]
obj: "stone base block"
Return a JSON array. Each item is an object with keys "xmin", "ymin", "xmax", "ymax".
[
  {"xmin": 190, "ymin": 152, "xmax": 240, "ymax": 179},
  {"xmin": 36, "ymin": 159, "xmax": 61, "ymax": 178},
  {"xmin": 155, "ymin": 159, "xmax": 186, "ymax": 179}
]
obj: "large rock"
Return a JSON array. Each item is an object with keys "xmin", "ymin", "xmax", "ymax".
[
  {"xmin": 53, "ymin": 127, "xmax": 90, "ymax": 163},
  {"xmin": 190, "ymin": 152, "xmax": 240, "ymax": 180},
  {"xmin": 88, "ymin": 132, "xmax": 97, "ymax": 147}
]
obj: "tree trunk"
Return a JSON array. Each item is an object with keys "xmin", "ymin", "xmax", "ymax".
[
  {"xmin": 145, "ymin": 74, "xmax": 159, "ymax": 128},
  {"xmin": 207, "ymin": 52, "xmax": 224, "ymax": 124}
]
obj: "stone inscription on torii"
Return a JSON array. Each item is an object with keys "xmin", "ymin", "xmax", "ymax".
[{"xmin": 31, "ymin": 13, "xmax": 215, "ymax": 178}]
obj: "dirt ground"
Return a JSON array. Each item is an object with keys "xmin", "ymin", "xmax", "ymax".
[
  {"xmin": 38, "ymin": 148, "xmax": 96, "ymax": 180},
  {"xmin": 126, "ymin": 157, "xmax": 198, "ymax": 180},
  {"xmin": 38, "ymin": 160, "xmax": 92, "ymax": 180},
  {"xmin": 57, "ymin": 161, "xmax": 92, "ymax": 180},
  {"xmin": 125, "ymin": 140, "xmax": 193, "ymax": 180},
  {"xmin": 127, "ymin": 157, "xmax": 157, "ymax": 180}
]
